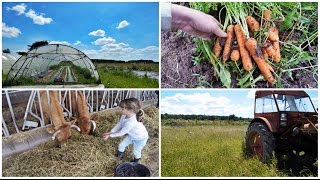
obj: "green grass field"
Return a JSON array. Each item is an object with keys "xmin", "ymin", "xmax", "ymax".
[
  {"xmin": 97, "ymin": 63, "xmax": 159, "ymax": 88},
  {"xmin": 95, "ymin": 62, "xmax": 159, "ymax": 72},
  {"xmin": 161, "ymin": 121, "xmax": 288, "ymax": 177}
]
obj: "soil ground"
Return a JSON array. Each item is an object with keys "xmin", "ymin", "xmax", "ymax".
[
  {"xmin": 161, "ymin": 32, "xmax": 215, "ymax": 88},
  {"xmin": 161, "ymin": 31, "xmax": 317, "ymax": 88}
]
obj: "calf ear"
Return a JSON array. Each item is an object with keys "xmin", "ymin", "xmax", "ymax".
[{"xmin": 46, "ymin": 127, "xmax": 55, "ymax": 134}]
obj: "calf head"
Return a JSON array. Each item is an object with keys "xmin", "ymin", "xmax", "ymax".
[
  {"xmin": 46, "ymin": 90, "xmax": 80, "ymax": 146},
  {"xmin": 75, "ymin": 91, "xmax": 96, "ymax": 135},
  {"xmin": 47, "ymin": 120, "xmax": 80, "ymax": 145},
  {"xmin": 78, "ymin": 116, "xmax": 96, "ymax": 135}
]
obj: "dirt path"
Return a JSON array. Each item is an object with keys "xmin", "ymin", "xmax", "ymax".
[{"xmin": 66, "ymin": 66, "xmax": 77, "ymax": 82}]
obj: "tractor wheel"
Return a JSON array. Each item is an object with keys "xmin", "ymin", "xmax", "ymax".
[{"xmin": 245, "ymin": 122, "xmax": 275, "ymax": 163}]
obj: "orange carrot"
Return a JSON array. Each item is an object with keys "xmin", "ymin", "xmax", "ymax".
[
  {"xmin": 264, "ymin": 62, "xmax": 275, "ymax": 73},
  {"xmin": 246, "ymin": 16, "xmax": 260, "ymax": 32},
  {"xmin": 267, "ymin": 27, "xmax": 281, "ymax": 62},
  {"xmin": 213, "ymin": 37, "xmax": 225, "ymax": 57},
  {"xmin": 272, "ymin": 41, "xmax": 281, "ymax": 63},
  {"xmin": 263, "ymin": 41, "xmax": 276, "ymax": 57},
  {"xmin": 230, "ymin": 48, "xmax": 240, "ymax": 61},
  {"xmin": 245, "ymin": 38, "xmax": 275, "ymax": 83},
  {"xmin": 268, "ymin": 27, "xmax": 279, "ymax": 42},
  {"xmin": 263, "ymin": 10, "xmax": 272, "ymax": 21},
  {"xmin": 234, "ymin": 24, "xmax": 253, "ymax": 71},
  {"xmin": 222, "ymin": 25, "xmax": 235, "ymax": 62},
  {"xmin": 262, "ymin": 48, "xmax": 269, "ymax": 60}
]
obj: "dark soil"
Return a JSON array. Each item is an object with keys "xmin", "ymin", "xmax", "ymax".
[
  {"xmin": 161, "ymin": 31, "xmax": 217, "ymax": 88},
  {"xmin": 161, "ymin": 31, "xmax": 318, "ymax": 88}
]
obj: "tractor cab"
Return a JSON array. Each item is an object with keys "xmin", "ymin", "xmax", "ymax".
[{"xmin": 254, "ymin": 90, "xmax": 318, "ymax": 134}]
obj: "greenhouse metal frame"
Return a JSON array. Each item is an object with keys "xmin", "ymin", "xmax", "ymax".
[{"xmin": 6, "ymin": 44, "xmax": 99, "ymax": 81}]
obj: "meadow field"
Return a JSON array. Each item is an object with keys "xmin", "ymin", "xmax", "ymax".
[
  {"xmin": 162, "ymin": 120, "xmax": 292, "ymax": 177},
  {"xmin": 96, "ymin": 61, "xmax": 159, "ymax": 88}
]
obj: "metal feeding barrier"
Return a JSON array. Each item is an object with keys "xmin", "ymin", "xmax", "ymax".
[{"xmin": 2, "ymin": 90, "xmax": 158, "ymax": 137}]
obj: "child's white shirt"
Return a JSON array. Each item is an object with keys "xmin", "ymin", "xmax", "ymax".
[{"xmin": 110, "ymin": 115, "xmax": 149, "ymax": 140}]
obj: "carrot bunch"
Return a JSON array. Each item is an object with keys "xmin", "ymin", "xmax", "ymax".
[{"xmin": 213, "ymin": 10, "xmax": 280, "ymax": 84}]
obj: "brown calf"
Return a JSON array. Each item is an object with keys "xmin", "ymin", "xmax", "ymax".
[
  {"xmin": 44, "ymin": 91, "xmax": 80, "ymax": 145},
  {"xmin": 71, "ymin": 91, "xmax": 96, "ymax": 135}
]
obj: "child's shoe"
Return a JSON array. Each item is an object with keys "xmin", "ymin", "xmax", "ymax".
[
  {"xmin": 115, "ymin": 151, "xmax": 124, "ymax": 159},
  {"xmin": 130, "ymin": 158, "xmax": 141, "ymax": 163}
]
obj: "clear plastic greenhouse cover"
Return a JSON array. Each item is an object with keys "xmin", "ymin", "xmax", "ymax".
[
  {"xmin": 7, "ymin": 44, "xmax": 99, "ymax": 81},
  {"xmin": 2, "ymin": 53, "xmax": 17, "ymax": 74}
]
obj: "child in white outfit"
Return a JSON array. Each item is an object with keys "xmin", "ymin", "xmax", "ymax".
[{"xmin": 102, "ymin": 98, "xmax": 149, "ymax": 163}]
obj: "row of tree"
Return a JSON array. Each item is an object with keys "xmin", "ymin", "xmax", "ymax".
[
  {"xmin": 91, "ymin": 59, "xmax": 158, "ymax": 63},
  {"xmin": 161, "ymin": 113, "xmax": 250, "ymax": 121}
]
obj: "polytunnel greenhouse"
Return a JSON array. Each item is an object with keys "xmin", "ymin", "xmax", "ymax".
[
  {"xmin": 2, "ymin": 53, "xmax": 17, "ymax": 74},
  {"xmin": 6, "ymin": 44, "xmax": 99, "ymax": 85}
]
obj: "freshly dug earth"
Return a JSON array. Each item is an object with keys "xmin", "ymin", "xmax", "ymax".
[
  {"xmin": 2, "ymin": 106, "xmax": 159, "ymax": 177},
  {"xmin": 161, "ymin": 31, "xmax": 317, "ymax": 88},
  {"xmin": 161, "ymin": 32, "xmax": 216, "ymax": 88}
]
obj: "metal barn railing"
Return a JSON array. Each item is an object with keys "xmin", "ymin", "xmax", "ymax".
[{"xmin": 2, "ymin": 90, "xmax": 158, "ymax": 137}]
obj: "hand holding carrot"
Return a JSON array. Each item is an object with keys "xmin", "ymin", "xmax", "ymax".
[{"xmin": 171, "ymin": 4, "xmax": 227, "ymax": 40}]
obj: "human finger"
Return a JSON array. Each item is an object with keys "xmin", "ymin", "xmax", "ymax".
[
  {"xmin": 185, "ymin": 27, "xmax": 212, "ymax": 40},
  {"xmin": 210, "ymin": 22, "xmax": 227, "ymax": 38}
]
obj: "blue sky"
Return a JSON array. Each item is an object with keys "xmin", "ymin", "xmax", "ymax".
[
  {"xmin": 161, "ymin": 90, "xmax": 318, "ymax": 118},
  {"xmin": 2, "ymin": 2, "xmax": 159, "ymax": 61}
]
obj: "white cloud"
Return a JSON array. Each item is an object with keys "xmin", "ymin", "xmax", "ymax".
[
  {"xmin": 162, "ymin": 93, "xmax": 231, "ymax": 115},
  {"xmin": 133, "ymin": 46, "xmax": 159, "ymax": 55},
  {"xmin": 100, "ymin": 43, "xmax": 132, "ymax": 53},
  {"xmin": 7, "ymin": 3, "xmax": 26, "ymax": 15},
  {"xmin": 2, "ymin": 23, "xmax": 21, "ymax": 38},
  {"xmin": 89, "ymin": 34, "xmax": 158, "ymax": 61},
  {"xmin": 93, "ymin": 37, "xmax": 116, "ymax": 45},
  {"xmin": 25, "ymin": 9, "xmax": 53, "ymax": 25},
  {"xmin": 82, "ymin": 49, "xmax": 98, "ymax": 55},
  {"xmin": 87, "ymin": 44, "xmax": 158, "ymax": 61},
  {"xmin": 74, "ymin": 41, "xmax": 82, "ymax": 45},
  {"xmin": 161, "ymin": 92, "xmax": 253, "ymax": 118},
  {"xmin": 7, "ymin": 4, "xmax": 52, "ymax": 25},
  {"xmin": 247, "ymin": 90, "xmax": 256, "ymax": 99},
  {"xmin": 49, "ymin": 41, "xmax": 70, "ymax": 45},
  {"xmin": 116, "ymin": 20, "xmax": 130, "ymax": 29},
  {"xmin": 88, "ymin": 29, "xmax": 105, "ymax": 37}
]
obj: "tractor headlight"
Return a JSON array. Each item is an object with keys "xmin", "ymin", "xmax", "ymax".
[
  {"xmin": 280, "ymin": 113, "xmax": 287, "ymax": 127},
  {"xmin": 292, "ymin": 127, "xmax": 300, "ymax": 136}
]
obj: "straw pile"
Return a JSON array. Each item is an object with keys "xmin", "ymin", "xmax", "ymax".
[{"xmin": 2, "ymin": 106, "xmax": 159, "ymax": 177}]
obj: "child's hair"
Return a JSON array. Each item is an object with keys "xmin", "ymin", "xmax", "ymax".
[{"xmin": 119, "ymin": 98, "xmax": 144, "ymax": 122}]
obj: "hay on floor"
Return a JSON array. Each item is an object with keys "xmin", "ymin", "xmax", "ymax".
[{"xmin": 2, "ymin": 106, "xmax": 159, "ymax": 177}]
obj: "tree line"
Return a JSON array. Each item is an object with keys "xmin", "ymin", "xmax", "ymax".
[
  {"xmin": 161, "ymin": 113, "xmax": 250, "ymax": 121},
  {"xmin": 91, "ymin": 59, "xmax": 158, "ymax": 64}
]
